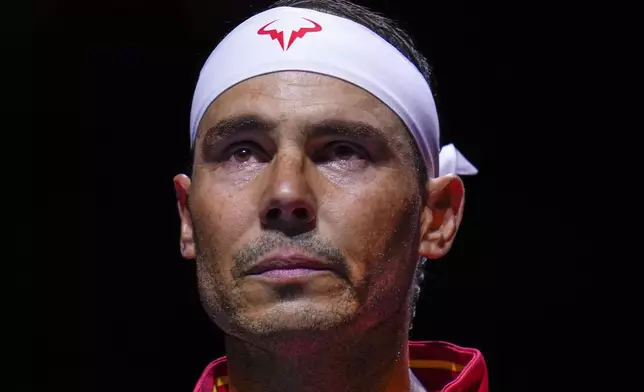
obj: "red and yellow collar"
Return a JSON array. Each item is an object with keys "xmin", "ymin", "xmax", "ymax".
[{"xmin": 192, "ymin": 341, "xmax": 488, "ymax": 392}]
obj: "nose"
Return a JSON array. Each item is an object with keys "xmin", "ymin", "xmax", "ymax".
[
  {"xmin": 259, "ymin": 152, "xmax": 316, "ymax": 236},
  {"xmin": 261, "ymin": 201, "xmax": 315, "ymax": 224}
]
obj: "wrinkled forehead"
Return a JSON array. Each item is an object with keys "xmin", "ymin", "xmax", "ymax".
[{"xmin": 195, "ymin": 71, "xmax": 408, "ymax": 143}]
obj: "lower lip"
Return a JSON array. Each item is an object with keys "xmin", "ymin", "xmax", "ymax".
[{"xmin": 254, "ymin": 268, "xmax": 331, "ymax": 279}]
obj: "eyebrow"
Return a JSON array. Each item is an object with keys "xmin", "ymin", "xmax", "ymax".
[
  {"xmin": 200, "ymin": 114, "xmax": 390, "ymax": 147},
  {"xmin": 304, "ymin": 119, "xmax": 389, "ymax": 142},
  {"xmin": 201, "ymin": 114, "xmax": 276, "ymax": 145}
]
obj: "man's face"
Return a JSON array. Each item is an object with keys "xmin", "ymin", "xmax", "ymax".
[{"xmin": 181, "ymin": 71, "xmax": 426, "ymax": 342}]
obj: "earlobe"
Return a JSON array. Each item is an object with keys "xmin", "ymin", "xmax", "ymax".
[
  {"xmin": 174, "ymin": 174, "xmax": 196, "ymax": 260},
  {"xmin": 418, "ymin": 175, "xmax": 465, "ymax": 260}
]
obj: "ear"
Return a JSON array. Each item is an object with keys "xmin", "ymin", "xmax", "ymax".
[
  {"xmin": 418, "ymin": 175, "xmax": 466, "ymax": 260},
  {"xmin": 173, "ymin": 174, "xmax": 195, "ymax": 260}
]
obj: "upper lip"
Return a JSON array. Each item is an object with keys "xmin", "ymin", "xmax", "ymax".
[{"xmin": 244, "ymin": 246, "xmax": 340, "ymax": 276}]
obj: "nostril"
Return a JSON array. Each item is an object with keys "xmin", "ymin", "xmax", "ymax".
[
  {"xmin": 292, "ymin": 207, "xmax": 309, "ymax": 221},
  {"xmin": 266, "ymin": 208, "xmax": 281, "ymax": 221}
]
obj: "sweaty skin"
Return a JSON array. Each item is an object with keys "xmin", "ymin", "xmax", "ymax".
[{"xmin": 175, "ymin": 71, "xmax": 465, "ymax": 392}]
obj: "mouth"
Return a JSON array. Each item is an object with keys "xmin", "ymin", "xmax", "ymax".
[{"xmin": 244, "ymin": 246, "xmax": 341, "ymax": 280}]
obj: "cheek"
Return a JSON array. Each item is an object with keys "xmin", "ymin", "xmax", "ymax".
[
  {"xmin": 191, "ymin": 181, "xmax": 263, "ymax": 328},
  {"xmin": 321, "ymin": 173, "xmax": 421, "ymax": 289},
  {"xmin": 191, "ymin": 181, "xmax": 259, "ymax": 276}
]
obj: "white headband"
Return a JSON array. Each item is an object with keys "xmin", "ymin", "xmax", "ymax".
[{"xmin": 190, "ymin": 6, "xmax": 478, "ymax": 177}]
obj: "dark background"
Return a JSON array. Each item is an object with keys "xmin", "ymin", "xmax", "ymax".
[{"xmin": 32, "ymin": 0, "xmax": 602, "ymax": 391}]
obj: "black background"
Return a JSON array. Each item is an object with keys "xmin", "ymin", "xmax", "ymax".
[{"xmin": 30, "ymin": 0, "xmax": 602, "ymax": 391}]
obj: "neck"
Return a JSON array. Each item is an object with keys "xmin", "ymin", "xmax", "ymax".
[{"xmin": 224, "ymin": 316, "xmax": 424, "ymax": 392}]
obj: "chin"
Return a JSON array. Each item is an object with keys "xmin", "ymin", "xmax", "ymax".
[{"xmin": 234, "ymin": 297, "xmax": 358, "ymax": 336}]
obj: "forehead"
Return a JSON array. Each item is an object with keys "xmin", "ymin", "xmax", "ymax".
[{"xmin": 197, "ymin": 71, "xmax": 406, "ymax": 136}]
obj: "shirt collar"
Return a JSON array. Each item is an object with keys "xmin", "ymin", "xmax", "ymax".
[{"xmin": 192, "ymin": 340, "xmax": 488, "ymax": 392}]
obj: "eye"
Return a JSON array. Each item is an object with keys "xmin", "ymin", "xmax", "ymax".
[
  {"xmin": 232, "ymin": 147, "xmax": 253, "ymax": 162},
  {"xmin": 327, "ymin": 142, "xmax": 367, "ymax": 161},
  {"xmin": 224, "ymin": 143, "xmax": 269, "ymax": 163}
]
